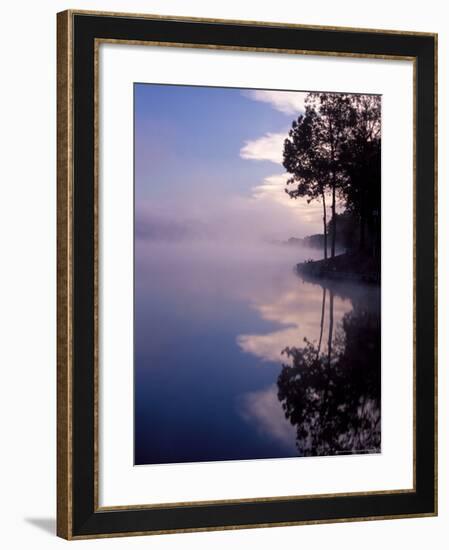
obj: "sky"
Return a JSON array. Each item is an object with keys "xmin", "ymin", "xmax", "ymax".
[{"xmin": 134, "ymin": 84, "xmax": 324, "ymax": 244}]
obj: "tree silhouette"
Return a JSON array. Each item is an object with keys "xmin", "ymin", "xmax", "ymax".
[
  {"xmin": 283, "ymin": 93, "xmax": 381, "ymax": 258},
  {"xmin": 283, "ymin": 93, "xmax": 353, "ymax": 259},
  {"xmin": 340, "ymin": 95, "xmax": 381, "ymax": 254},
  {"xmin": 283, "ymin": 106, "xmax": 329, "ymax": 259},
  {"xmin": 316, "ymin": 286, "xmax": 326, "ymax": 357},
  {"xmin": 277, "ymin": 294, "xmax": 381, "ymax": 456}
]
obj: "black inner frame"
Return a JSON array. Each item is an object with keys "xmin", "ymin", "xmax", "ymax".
[{"xmin": 71, "ymin": 13, "xmax": 436, "ymax": 537}]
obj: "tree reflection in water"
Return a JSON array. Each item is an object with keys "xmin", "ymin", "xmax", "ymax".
[{"xmin": 277, "ymin": 283, "xmax": 381, "ymax": 456}]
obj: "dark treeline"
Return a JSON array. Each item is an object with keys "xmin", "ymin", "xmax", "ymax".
[
  {"xmin": 286, "ymin": 234, "xmax": 332, "ymax": 251},
  {"xmin": 283, "ymin": 92, "xmax": 381, "ymax": 262},
  {"xmin": 286, "ymin": 212, "xmax": 360, "ymax": 253}
]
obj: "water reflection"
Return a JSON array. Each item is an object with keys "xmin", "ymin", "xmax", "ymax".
[
  {"xmin": 240, "ymin": 385, "xmax": 297, "ymax": 452},
  {"xmin": 134, "ymin": 242, "xmax": 380, "ymax": 464},
  {"xmin": 237, "ymin": 276, "xmax": 351, "ymax": 364},
  {"xmin": 277, "ymin": 281, "xmax": 381, "ymax": 456},
  {"xmin": 239, "ymin": 276, "xmax": 381, "ymax": 457}
]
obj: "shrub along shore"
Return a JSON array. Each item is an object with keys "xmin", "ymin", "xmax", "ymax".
[{"xmin": 297, "ymin": 252, "xmax": 380, "ymax": 285}]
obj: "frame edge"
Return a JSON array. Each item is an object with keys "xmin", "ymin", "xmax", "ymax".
[
  {"xmin": 66, "ymin": 8, "xmax": 438, "ymax": 37},
  {"xmin": 60, "ymin": 11, "xmax": 438, "ymax": 538},
  {"xmin": 433, "ymin": 31, "xmax": 438, "ymax": 517},
  {"xmin": 57, "ymin": 9, "xmax": 73, "ymax": 541}
]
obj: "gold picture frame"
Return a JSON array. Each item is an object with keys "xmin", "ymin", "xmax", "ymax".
[{"xmin": 57, "ymin": 10, "xmax": 437, "ymax": 539}]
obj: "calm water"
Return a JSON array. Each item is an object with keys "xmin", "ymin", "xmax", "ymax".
[{"xmin": 134, "ymin": 241, "xmax": 381, "ymax": 465}]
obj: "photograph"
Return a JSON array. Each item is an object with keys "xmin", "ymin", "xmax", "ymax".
[{"xmin": 134, "ymin": 84, "xmax": 382, "ymax": 465}]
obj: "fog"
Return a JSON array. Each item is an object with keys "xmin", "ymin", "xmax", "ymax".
[
  {"xmin": 134, "ymin": 225, "xmax": 379, "ymax": 464},
  {"xmin": 134, "ymin": 236, "xmax": 327, "ymax": 462},
  {"xmin": 135, "ymin": 237, "xmax": 322, "ymax": 305}
]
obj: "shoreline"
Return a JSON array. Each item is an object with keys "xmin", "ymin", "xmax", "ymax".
[{"xmin": 296, "ymin": 252, "xmax": 380, "ymax": 285}]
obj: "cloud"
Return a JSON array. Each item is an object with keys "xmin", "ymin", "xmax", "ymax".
[
  {"xmin": 250, "ymin": 173, "xmax": 325, "ymax": 226},
  {"xmin": 244, "ymin": 90, "xmax": 308, "ymax": 115},
  {"xmin": 239, "ymin": 90, "xmax": 309, "ymax": 162},
  {"xmin": 251, "ymin": 174, "xmax": 288, "ymax": 202},
  {"xmin": 240, "ymin": 132, "xmax": 286, "ymax": 164}
]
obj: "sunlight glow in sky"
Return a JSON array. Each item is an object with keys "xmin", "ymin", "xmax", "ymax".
[{"xmin": 134, "ymin": 84, "xmax": 321, "ymax": 243}]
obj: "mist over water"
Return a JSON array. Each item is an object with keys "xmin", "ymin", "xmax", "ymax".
[
  {"xmin": 134, "ymin": 236, "xmax": 379, "ymax": 465},
  {"xmin": 136, "ymin": 238, "xmax": 319, "ymax": 304}
]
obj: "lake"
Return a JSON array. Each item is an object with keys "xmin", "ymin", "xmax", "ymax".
[{"xmin": 134, "ymin": 241, "xmax": 381, "ymax": 465}]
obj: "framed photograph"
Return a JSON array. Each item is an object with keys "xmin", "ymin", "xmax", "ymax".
[{"xmin": 57, "ymin": 10, "xmax": 437, "ymax": 539}]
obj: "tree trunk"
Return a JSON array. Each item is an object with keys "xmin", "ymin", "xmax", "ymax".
[
  {"xmin": 317, "ymin": 287, "xmax": 326, "ymax": 358},
  {"xmin": 360, "ymin": 192, "xmax": 366, "ymax": 251},
  {"xmin": 331, "ymin": 182, "xmax": 337, "ymax": 258},
  {"xmin": 321, "ymin": 192, "xmax": 328, "ymax": 260},
  {"xmin": 327, "ymin": 290, "xmax": 334, "ymax": 366},
  {"xmin": 328, "ymin": 116, "xmax": 337, "ymax": 260}
]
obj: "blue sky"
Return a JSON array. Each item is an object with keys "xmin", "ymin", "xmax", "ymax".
[{"xmin": 134, "ymin": 84, "xmax": 323, "ymax": 242}]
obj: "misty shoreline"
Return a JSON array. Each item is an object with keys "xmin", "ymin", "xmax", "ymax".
[{"xmin": 296, "ymin": 252, "xmax": 380, "ymax": 285}]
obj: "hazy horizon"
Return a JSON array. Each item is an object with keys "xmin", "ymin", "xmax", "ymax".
[{"xmin": 135, "ymin": 83, "xmax": 326, "ymax": 247}]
